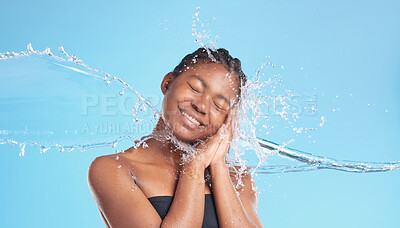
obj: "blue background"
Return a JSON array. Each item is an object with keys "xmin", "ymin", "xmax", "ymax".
[{"xmin": 1, "ymin": 0, "xmax": 399, "ymax": 227}]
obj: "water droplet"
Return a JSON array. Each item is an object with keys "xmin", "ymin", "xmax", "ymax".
[
  {"xmin": 319, "ymin": 116, "xmax": 326, "ymax": 127},
  {"xmin": 132, "ymin": 108, "xmax": 137, "ymax": 116},
  {"xmin": 27, "ymin": 43, "xmax": 34, "ymax": 52},
  {"xmin": 118, "ymin": 165, "xmax": 122, "ymax": 169},
  {"xmin": 57, "ymin": 145, "xmax": 65, "ymax": 152},
  {"xmin": 40, "ymin": 147, "xmax": 49, "ymax": 154},
  {"xmin": 133, "ymin": 118, "xmax": 142, "ymax": 123},
  {"xmin": 19, "ymin": 143, "xmax": 26, "ymax": 157},
  {"xmin": 45, "ymin": 47, "xmax": 51, "ymax": 55}
]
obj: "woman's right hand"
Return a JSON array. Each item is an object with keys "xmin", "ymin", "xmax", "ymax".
[
  {"xmin": 195, "ymin": 134, "xmax": 223, "ymax": 168},
  {"xmin": 180, "ymin": 126, "xmax": 228, "ymax": 173},
  {"xmin": 187, "ymin": 107, "xmax": 237, "ymax": 170},
  {"xmin": 179, "ymin": 139, "xmax": 217, "ymax": 176}
]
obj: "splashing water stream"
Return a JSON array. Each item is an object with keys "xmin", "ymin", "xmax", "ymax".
[{"xmin": 1, "ymin": 44, "xmax": 399, "ymax": 174}]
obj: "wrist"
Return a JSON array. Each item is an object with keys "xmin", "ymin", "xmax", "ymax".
[
  {"xmin": 180, "ymin": 160, "xmax": 206, "ymax": 178},
  {"xmin": 208, "ymin": 162, "xmax": 229, "ymax": 175}
]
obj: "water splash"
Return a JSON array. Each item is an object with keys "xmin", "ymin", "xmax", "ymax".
[
  {"xmin": 0, "ymin": 43, "xmax": 158, "ymax": 114},
  {"xmin": 1, "ymin": 44, "xmax": 399, "ymax": 174},
  {"xmin": 191, "ymin": 6, "xmax": 219, "ymax": 61},
  {"xmin": 257, "ymin": 138, "xmax": 400, "ymax": 173},
  {"xmin": 192, "ymin": 6, "xmax": 218, "ymax": 51},
  {"xmin": 0, "ymin": 43, "xmax": 159, "ymax": 156}
]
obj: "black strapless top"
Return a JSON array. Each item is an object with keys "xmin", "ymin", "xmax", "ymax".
[{"xmin": 148, "ymin": 194, "xmax": 219, "ymax": 228}]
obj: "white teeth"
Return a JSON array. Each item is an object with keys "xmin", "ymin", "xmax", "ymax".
[{"xmin": 182, "ymin": 111, "xmax": 200, "ymax": 126}]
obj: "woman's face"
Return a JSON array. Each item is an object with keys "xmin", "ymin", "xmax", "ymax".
[{"xmin": 160, "ymin": 62, "xmax": 240, "ymax": 143}]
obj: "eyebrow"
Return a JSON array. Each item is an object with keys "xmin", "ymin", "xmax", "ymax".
[
  {"xmin": 190, "ymin": 75, "xmax": 230, "ymax": 106},
  {"xmin": 217, "ymin": 94, "xmax": 230, "ymax": 106},
  {"xmin": 191, "ymin": 75, "xmax": 208, "ymax": 88}
]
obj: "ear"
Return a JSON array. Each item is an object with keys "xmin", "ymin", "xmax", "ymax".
[{"xmin": 161, "ymin": 72, "xmax": 175, "ymax": 95}]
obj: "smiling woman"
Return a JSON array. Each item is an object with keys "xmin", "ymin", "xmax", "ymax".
[
  {"xmin": 87, "ymin": 48, "xmax": 263, "ymax": 228},
  {"xmin": 161, "ymin": 63, "xmax": 239, "ymax": 142}
]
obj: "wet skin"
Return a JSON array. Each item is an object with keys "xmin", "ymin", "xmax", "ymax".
[
  {"xmin": 88, "ymin": 62, "xmax": 263, "ymax": 228},
  {"xmin": 160, "ymin": 62, "xmax": 240, "ymax": 143}
]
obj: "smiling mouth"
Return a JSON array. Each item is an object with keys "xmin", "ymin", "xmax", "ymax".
[
  {"xmin": 179, "ymin": 108, "xmax": 205, "ymax": 128},
  {"xmin": 182, "ymin": 111, "xmax": 201, "ymax": 126}
]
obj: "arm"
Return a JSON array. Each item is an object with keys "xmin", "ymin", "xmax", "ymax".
[
  {"xmin": 162, "ymin": 130, "xmax": 226, "ymax": 227},
  {"xmin": 209, "ymin": 164, "xmax": 263, "ymax": 228},
  {"xmin": 161, "ymin": 161, "xmax": 206, "ymax": 227},
  {"xmin": 205, "ymin": 109, "xmax": 263, "ymax": 228}
]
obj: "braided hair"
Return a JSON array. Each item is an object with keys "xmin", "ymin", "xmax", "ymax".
[{"xmin": 172, "ymin": 48, "xmax": 247, "ymax": 96}]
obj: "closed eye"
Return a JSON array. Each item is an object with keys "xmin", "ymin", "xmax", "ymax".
[
  {"xmin": 187, "ymin": 83, "xmax": 200, "ymax": 92},
  {"xmin": 213, "ymin": 102, "xmax": 226, "ymax": 111}
]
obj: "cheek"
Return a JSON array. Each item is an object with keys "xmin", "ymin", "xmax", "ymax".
[
  {"xmin": 161, "ymin": 95, "xmax": 177, "ymax": 119},
  {"xmin": 208, "ymin": 112, "xmax": 227, "ymax": 130},
  {"xmin": 163, "ymin": 88, "xmax": 180, "ymax": 108}
]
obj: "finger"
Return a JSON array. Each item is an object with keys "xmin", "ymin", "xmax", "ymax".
[
  {"xmin": 229, "ymin": 107, "xmax": 238, "ymax": 124},
  {"xmin": 196, "ymin": 131, "xmax": 222, "ymax": 152},
  {"xmin": 222, "ymin": 107, "xmax": 237, "ymax": 140}
]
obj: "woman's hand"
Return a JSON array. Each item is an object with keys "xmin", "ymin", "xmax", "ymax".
[
  {"xmin": 184, "ymin": 131, "xmax": 222, "ymax": 171},
  {"xmin": 181, "ymin": 108, "xmax": 237, "ymax": 171},
  {"xmin": 196, "ymin": 107, "xmax": 237, "ymax": 169},
  {"xmin": 208, "ymin": 107, "xmax": 236, "ymax": 167}
]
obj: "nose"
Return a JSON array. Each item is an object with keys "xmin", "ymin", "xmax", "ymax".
[{"xmin": 191, "ymin": 95, "xmax": 207, "ymax": 115}]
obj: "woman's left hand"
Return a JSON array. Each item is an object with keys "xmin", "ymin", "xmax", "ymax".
[{"xmin": 207, "ymin": 108, "xmax": 237, "ymax": 168}]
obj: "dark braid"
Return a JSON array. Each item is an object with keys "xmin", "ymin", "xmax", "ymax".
[{"xmin": 172, "ymin": 48, "xmax": 247, "ymax": 95}]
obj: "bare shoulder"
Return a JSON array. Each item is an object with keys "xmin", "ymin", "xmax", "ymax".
[
  {"xmin": 87, "ymin": 146, "xmax": 148, "ymax": 208},
  {"xmin": 88, "ymin": 154, "xmax": 120, "ymax": 173},
  {"xmin": 87, "ymin": 153, "xmax": 134, "ymax": 198},
  {"xmin": 88, "ymin": 146, "xmax": 141, "ymax": 175},
  {"xmin": 228, "ymin": 166, "xmax": 259, "ymax": 206},
  {"xmin": 228, "ymin": 166, "xmax": 257, "ymax": 189},
  {"xmin": 229, "ymin": 166, "xmax": 263, "ymax": 227},
  {"xmin": 87, "ymin": 149, "xmax": 162, "ymax": 227},
  {"xmin": 87, "ymin": 147, "xmax": 143, "ymax": 189}
]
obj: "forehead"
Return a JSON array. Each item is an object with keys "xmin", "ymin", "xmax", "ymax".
[{"xmin": 180, "ymin": 62, "xmax": 240, "ymax": 90}]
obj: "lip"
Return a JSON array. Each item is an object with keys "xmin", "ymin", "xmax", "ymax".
[{"xmin": 178, "ymin": 107, "xmax": 206, "ymax": 129}]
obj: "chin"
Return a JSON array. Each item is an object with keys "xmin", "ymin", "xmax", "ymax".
[
  {"xmin": 172, "ymin": 125, "xmax": 215, "ymax": 145},
  {"xmin": 159, "ymin": 114, "xmax": 212, "ymax": 144},
  {"xmin": 171, "ymin": 128, "xmax": 199, "ymax": 144}
]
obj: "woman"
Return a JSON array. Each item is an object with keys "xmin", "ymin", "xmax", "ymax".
[{"xmin": 88, "ymin": 48, "xmax": 263, "ymax": 228}]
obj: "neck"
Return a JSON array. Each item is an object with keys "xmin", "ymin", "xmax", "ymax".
[{"xmin": 145, "ymin": 118, "xmax": 185, "ymax": 167}]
